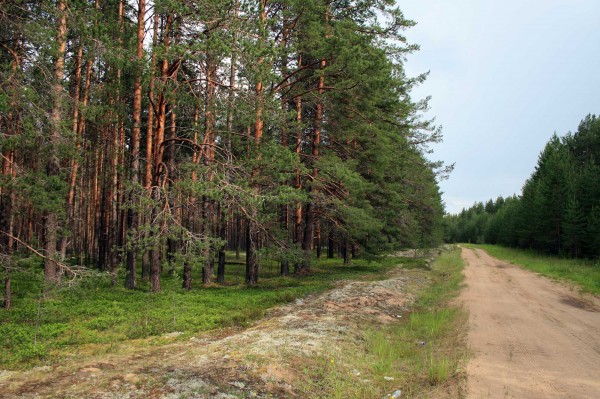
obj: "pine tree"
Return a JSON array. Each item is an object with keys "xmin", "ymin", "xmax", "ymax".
[
  {"xmin": 563, "ymin": 196, "xmax": 585, "ymax": 257},
  {"xmin": 585, "ymin": 206, "xmax": 600, "ymax": 258},
  {"xmin": 0, "ymin": 0, "xmax": 447, "ymax": 304}
]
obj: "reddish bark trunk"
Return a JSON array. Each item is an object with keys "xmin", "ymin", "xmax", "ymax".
[
  {"xmin": 246, "ymin": 0, "xmax": 268, "ymax": 285},
  {"xmin": 300, "ymin": 28, "xmax": 327, "ymax": 271},
  {"xmin": 125, "ymin": 0, "xmax": 147, "ymax": 289},
  {"xmin": 44, "ymin": 0, "xmax": 68, "ymax": 284},
  {"xmin": 293, "ymin": 63, "xmax": 304, "ymax": 273},
  {"xmin": 202, "ymin": 54, "xmax": 217, "ymax": 285}
]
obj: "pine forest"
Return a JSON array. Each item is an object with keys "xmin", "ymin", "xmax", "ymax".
[
  {"xmin": 2, "ymin": 2, "xmax": 600, "ymax": 396},
  {"xmin": 0, "ymin": 1, "xmax": 445, "ymax": 307}
]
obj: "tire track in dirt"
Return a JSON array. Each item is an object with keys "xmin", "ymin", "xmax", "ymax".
[{"xmin": 460, "ymin": 247, "xmax": 600, "ymax": 399}]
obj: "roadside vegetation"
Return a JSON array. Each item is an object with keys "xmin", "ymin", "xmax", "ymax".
[
  {"xmin": 298, "ymin": 246, "xmax": 467, "ymax": 398},
  {"xmin": 0, "ymin": 253, "xmax": 402, "ymax": 370},
  {"xmin": 467, "ymin": 244, "xmax": 600, "ymax": 296}
]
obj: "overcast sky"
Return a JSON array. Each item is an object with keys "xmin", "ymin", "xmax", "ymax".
[{"xmin": 396, "ymin": 0, "xmax": 600, "ymax": 213}]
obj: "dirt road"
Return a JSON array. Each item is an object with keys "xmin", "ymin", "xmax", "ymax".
[{"xmin": 460, "ymin": 247, "xmax": 600, "ymax": 399}]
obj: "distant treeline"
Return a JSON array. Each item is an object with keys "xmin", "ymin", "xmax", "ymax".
[{"xmin": 445, "ymin": 114, "xmax": 600, "ymax": 258}]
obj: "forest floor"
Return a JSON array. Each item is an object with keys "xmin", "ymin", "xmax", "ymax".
[
  {"xmin": 0, "ymin": 250, "xmax": 467, "ymax": 399},
  {"xmin": 460, "ymin": 247, "xmax": 600, "ymax": 399}
]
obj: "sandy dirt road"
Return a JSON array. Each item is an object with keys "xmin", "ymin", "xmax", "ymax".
[{"xmin": 460, "ymin": 247, "xmax": 600, "ymax": 399}]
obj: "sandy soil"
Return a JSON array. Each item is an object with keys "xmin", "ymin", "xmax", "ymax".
[
  {"xmin": 460, "ymin": 247, "xmax": 600, "ymax": 399},
  {"xmin": 0, "ymin": 265, "xmax": 429, "ymax": 399}
]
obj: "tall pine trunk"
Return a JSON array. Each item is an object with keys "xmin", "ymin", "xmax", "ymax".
[
  {"xmin": 202, "ymin": 53, "xmax": 217, "ymax": 285},
  {"xmin": 44, "ymin": 0, "xmax": 68, "ymax": 284},
  {"xmin": 245, "ymin": 0, "xmax": 267, "ymax": 285},
  {"xmin": 142, "ymin": 12, "xmax": 159, "ymax": 282},
  {"xmin": 107, "ymin": 0, "xmax": 125, "ymax": 284},
  {"xmin": 279, "ymin": 15, "xmax": 290, "ymax": 276},
  {"xmin": 1, "ymin": 31, "xmax": 20, "ymax": 308},
  {"xmin": 148, "ymin": 12, "xmax": 174, "ymax": 292},
  {"xmin": 60, "ymin": 42, "xmax": 83, "ymax": 260},
  {"xmin": 301, "ymin": 11, "xmax": 328, "ymax": 271},
  {"xmin": 125, "ymin": 0, "xmax": 146, "ymax": 289},
  {"xmin": 293, "ymin": 75, "xmax": 303, "ymax": 274}
]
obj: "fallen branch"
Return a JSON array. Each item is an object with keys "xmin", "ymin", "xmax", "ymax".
[{"xmin": 0, "ymin": 230, "xmax": 93, "ymax": 283}]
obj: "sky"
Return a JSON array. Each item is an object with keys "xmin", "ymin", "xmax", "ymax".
[{"xmin": 395, "ymin": 0, "xmax": 600, "ymax": 213}]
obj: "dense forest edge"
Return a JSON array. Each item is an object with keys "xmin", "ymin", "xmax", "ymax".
[
  {"xmin": 0, "ymin": 0, "xmax": 449, "ymax": 363},
  {"xmin": 0, "ymin": 0, "xmax": 448, "ymax": 297},
  {"xmin": 445, "ymin": 114, "xmax": 600, "ymax": 260}
]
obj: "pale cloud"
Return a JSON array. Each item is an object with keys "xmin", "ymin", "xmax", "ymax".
[
  {"xmin": 397, "ymin": 0, "xmax": 600, "ymax": 214},
  {"xmin": 443, "ymin": 197, "xmax": 477, "ymax": 214}
]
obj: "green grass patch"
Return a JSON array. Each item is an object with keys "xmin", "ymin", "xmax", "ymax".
[
  {"xmin": 0, "ymin": 253, "xmax": 399, "ymax": 370},
  {"xmin": 467, "ymin": 244, "xmax": 600, "ymax": 295},
  {"xmin": 298, "ymin": 247, "xmax": 468, "ymax": 398}
]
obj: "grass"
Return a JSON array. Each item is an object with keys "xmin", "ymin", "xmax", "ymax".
[
  {"xmin": 466, "ymin": 244, "xmax": 600, "ymax": 295},
  {"xmin": 298, "ymin": 247, "xmax": 468, "ymax": 398},
  {"xmin": 0, "ymin": 253, "xmax": 399, "ymax": 370}
]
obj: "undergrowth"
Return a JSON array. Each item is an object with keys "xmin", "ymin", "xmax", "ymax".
[
  {"xmin": 467, "ymin": 244, "xmax": 600, "ymax": 295},
  {"xmin": 298, "ymin": 247, "xmax": 468, "ymax": 398},
  {"xmin": 0, "ymin": 253, "xmax": 398, "ymax": 370}
]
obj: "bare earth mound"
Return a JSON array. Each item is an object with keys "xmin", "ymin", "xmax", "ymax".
[
  {"xmin": 460, "ymin": 247, "xmax": 600, "ymax": 399},
  {"xmin": 0, "ymin": 267, "xmax": 429, "ymax": 399}
]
